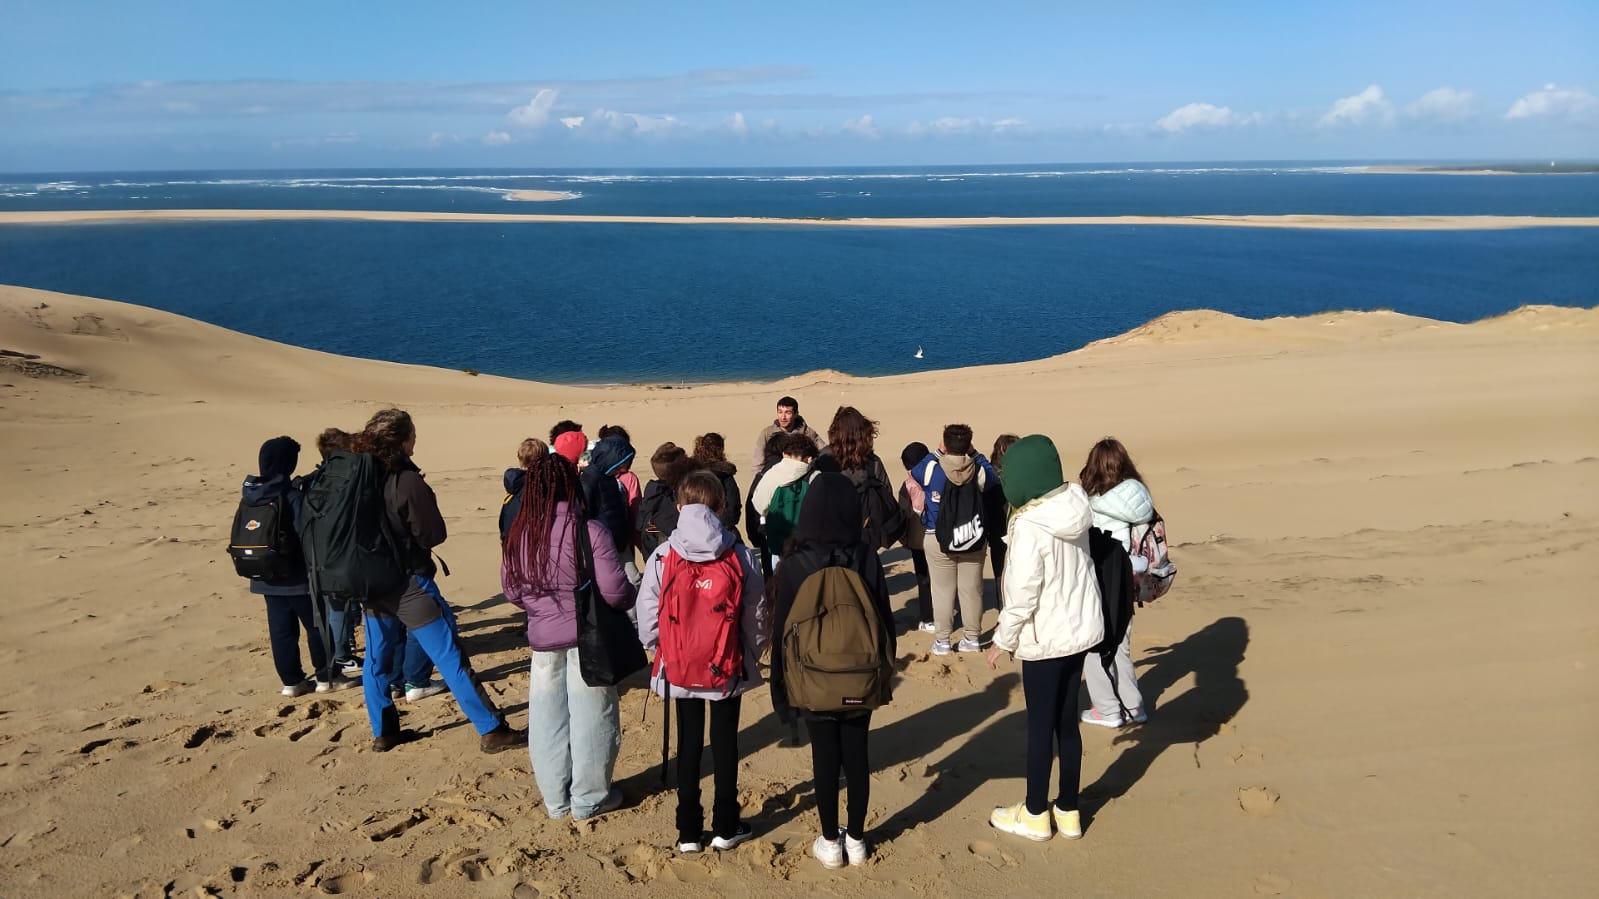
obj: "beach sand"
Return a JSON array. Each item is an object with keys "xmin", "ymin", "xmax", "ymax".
[
  {"xmin": 1, "ymin": 284, "xmax": 1595, "ymax": 897},
  {"xmin": 3, "ymin": 209, "xmax": 1599, "ymax": 229},
  {"xmin": 506, "ymin": 191, "xmax": 581, "ymax": 202}
]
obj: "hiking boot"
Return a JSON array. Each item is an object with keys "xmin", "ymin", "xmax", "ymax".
[
  {"xmin": 405, "ymin": 682, "xmax": 448, "ymax": 702},
  {"xmin": 842, "ymin": 830, "xmax": 868, "ymax": 865},
  {"xmin": 990, "ymin": 802, "xmax": 1053, "ymax": 841},
  {"xmin": 956, "ymin": 637, "xmax": 983, "ymax": 653},
  {"xmin": 337, "ymin": 657, "xmax": 363, "ymax": 677},
  {"xmin": 479, "ymin": 723, "xmax": 525, "ymax": 755},
  {"xmin": 575, "ymin": 787, "xmax": 625, "ymax": 819},
  {"xmin": 711, "ymin": 822, "xmax": 753, "ymax": 851},
  {"xmin": 315, "ymin": 676, "xmax": 359, "ymax": 694},
  {"xmin": 931, "ymin": 639, "xmax": 952, "ymax": 656},
  {"xmin": 281, "ymin": 679, "xmax": 315, "ymax": 698},
  {"xmin": 811, "ymin": 834, "xmax": 845, "ymax": 869},
  {"xmin": 1052, "ymin": 806, "xmax": 1083, "ymax": 840},
  {"xmin": 371, "ymin": 730, "xmax": 419, "ymax": 752}
]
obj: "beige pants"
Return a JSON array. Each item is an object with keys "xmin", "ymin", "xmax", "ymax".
[{"xmin": 926, "ymin": 532, "xmax": 987, "ymax": 644}]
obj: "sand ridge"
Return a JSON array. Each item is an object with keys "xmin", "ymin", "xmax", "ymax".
[{"xmin": 1, "ymin": 286, "xmax": 1596, "ymax": 897}]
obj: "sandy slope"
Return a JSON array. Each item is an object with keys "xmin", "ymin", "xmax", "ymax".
[{"xmin": 0, "ymin": 284, "xmax": 1595, "ymax": 898}]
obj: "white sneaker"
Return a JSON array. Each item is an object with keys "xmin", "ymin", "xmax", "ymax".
[
  {"xmin": 315, "ymin": 676, "xmax": 359, "ymax": 694},
  {"xmin": 1080, "ymin": 707, "xmax": 1147, "ymax": 728},
  {"xmin": 812, "ymin": 834, "xmax": 845, "ymax": 869},
  {"xmin": 405, "ymin": 682, "xmax": 448, "ymax": 702},
  {"xmin": 711, "ymin": 822, "xmax": 753, "ymax": 850},
  {"xmin": 931, "ymin": 640, "xmax": 952, "ymax": 656},
  {"xmin": 956, "ymin": 637, "xmax": 983, "ymax": 653},
  {"xmin": 842, "ymin": 830, "xmax": 868, "ymax": 865},
  {"xmin": 676, "ymin": 839, "xmax": 702, "ymax": 854},
  {"xmin": 281, "ymin": 680, "xmax": 314, "ymax": 698},
  {"xmin": 916, "ymin": 621, "xmax": 936, "ymax": 633}
]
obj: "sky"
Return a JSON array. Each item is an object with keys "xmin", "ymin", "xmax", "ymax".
[{"xmin": 1, "ymin": 1, "xmax": 1596, "ymax": 171}]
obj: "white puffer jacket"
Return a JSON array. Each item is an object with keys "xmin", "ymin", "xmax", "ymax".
[
  {"xmin": 1089, "ymin": 479, "xmax": 1154, "ymax": 553},
  {"xmin": 993, "ymin": 483, "xmax": 1105, "ymax": 661}
]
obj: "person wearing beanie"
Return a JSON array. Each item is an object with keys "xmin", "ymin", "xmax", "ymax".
[
  {"xmin": 984, "ymin": 434, "xmax": 1104, "ymax": 843},
  {"xmin": 553, "ymin": 430, "xmax": 588, "ymax": 467},
  {"xmin": 751, "ymin": 395, "xmax": 824, "ymax": 475},
  {"xmin": 240, "ymin": 436, "xmax": 356, "ymax": 698}
]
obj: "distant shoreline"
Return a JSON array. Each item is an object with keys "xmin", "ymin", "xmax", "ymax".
[
  {"xmin": 1363, "ymin": 164, "xmax": 1599, "ymax": 176},
  {"xmin": 505, "ymin": 189, "xmax": 580, "ymax": 202},
  {"xmin": 3, "ymin": 209, "xmax": 1598, "ymax": 230}
]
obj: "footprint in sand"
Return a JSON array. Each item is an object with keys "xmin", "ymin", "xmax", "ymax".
[
  {"xmin": 1238, "ymin": 786, "xmax": 1280, "ymax": 816},
  {"xmin": 1254, "ymin": 872, "xmax": 1292, "ymax": 894},
  {"xmin": 419, "ymin": 847, "xmax": 486, "ymax": 885},
  {"xmin": 317, "ymin": 868, "xmax": 375, "ymax": 894},
  {"xmin": 967, "ymin": 840, "xmax": 1019, "ymax": 867}
]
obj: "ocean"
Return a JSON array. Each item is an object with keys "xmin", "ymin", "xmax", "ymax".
[{"xmin": 1, "ymin": 165, "xmax": 1595, "ymax": 382}]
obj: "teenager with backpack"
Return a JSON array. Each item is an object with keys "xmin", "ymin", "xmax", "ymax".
[
  {"xmin": 502, "ymin": 451, "xmax": 637, "ymax": 820},
  {"xmin": 984, "ymin": 435, "xmax": 1104, "ymax": 842},
  {"xmin": 634, "ymin": 471, "xmax": 768, "ymax": 853},
  {"xmin": 312, "ymin": 427, "xmax": 363, "ymax": 678},
  {"xmin": 581, "ymin": 432, "xmax": 637, "ymax": 558},
  {"xmin": 754, "ymin": 433, "xmax": 819, "ymax": 568},
  {"xmin": 770, "ymin": 473, "xmax": 896, "ymax": 868},
  {"xmin": 910, "ymin": 424, "xmax": 1001, "ymax": 655},
  {"xmin": 598, "ymin": 425, "xmax": 645, "ymax": 584},
  {"xmin": 824, "ymin": 406, "xmax": 906, "ymax": 551},
  {"xmin": 691, "ymin": 432, "xmax": 742, "ymax": 531},
  {"xmin": 352, "ymin": 409, "xmax": 524, "ymax": 754},
  {"xmin": 637, "ymin": 442, "xmax": 700, "ymax": 558},
  {"xmin": 896, "ymin": 441, "xmax": 935, "ymax": 634},
  {"xmin": 751, "ymin": 395, "xmax": 824, "ymax": 475},
  {"xmin": 1077, "ymin": 437, "xmax": 1157, "ymax": 728},
  {"xmin": 986, "ymin": 434, "xmax": 1020, "ymax": 605},
  {"xmin": 231, "ymin": 436, "xmax": 355, "ymax": 697}
]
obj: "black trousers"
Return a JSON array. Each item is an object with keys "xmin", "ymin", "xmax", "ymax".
[
  {"xmin": 264, "ymin": 593, "xmax": 328, "ymax": 685},
  {"xmin": 910, "ymin": 549, "xmax": 933, "ymax": 623},
  {"xmin": 808, "ymin": 712, "xmax": 872, "ymax": 840},
  {"xmin": 1022, "ymin": 653, "xmax": 1086, "ymax": 816},
  {"xmin": 675, "ymin": 696, "xmax": 742, "ymax": 842}
]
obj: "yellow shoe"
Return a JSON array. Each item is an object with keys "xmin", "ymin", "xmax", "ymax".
[
  {"xmin": 989, "ymin": 802, "xmax": 1053, "ymax": 841},
  {"xmin": 1052, "ymin": 807, "xmax": 1083, "ymax": 840}
]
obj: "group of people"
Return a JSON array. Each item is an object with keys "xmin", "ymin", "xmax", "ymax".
[{"xmin": 237, "ymin": 395, "xmax": 1164, "ymax": 866}]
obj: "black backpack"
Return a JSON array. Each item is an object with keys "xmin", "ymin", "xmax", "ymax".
[
  {"xmin": 855, "ymin": 471, "xmax": 907, "ymax": 551},
  {"xmin": 299, "ymin": 452, "xmax": 411, "ymax": 600},
  {"xmin": 227, "ymin": 486, "xmax": 303, "ymax": 581},
  {"xmin": 638, "ymin": 484, "xmax": 679, "ymax": 557},
  {"xmin": 931, "ymin": 467, "xmax": 987, "ymax": 553},
  {"xmin": 1087, "ymin": 527, "xmax": 1137, "ymax": 721}
]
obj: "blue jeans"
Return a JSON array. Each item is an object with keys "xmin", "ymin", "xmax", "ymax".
[
  {"xmin": 264, "ymin": 593, "xmax": 328, "ymax": 685},
  {"xmin": 361, "ymin": 576, "xmax": 502, "ymax": 738},
  {"xmin": 527, "ymin": 647, "xmax": 621, "ymax": 819},
  {"xmin": 326, "ymin": 600, "xmax": 360, "ymax": 660},
  {"xmin": 382, "ymin": 630, "xmax": 434, "ymax": 691}
]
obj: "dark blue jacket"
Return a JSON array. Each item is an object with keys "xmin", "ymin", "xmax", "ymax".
[
  {"xmin": 500, "ymin": 467, "xmax": 525, "ymax": 545},
  {"xmin": 581, "ymin": 435, "xmax": 636, "ymax": 556}
]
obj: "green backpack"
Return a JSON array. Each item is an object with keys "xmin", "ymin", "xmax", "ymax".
[{"xmin": 764, "ymin": 476, "xmax": 809, "ymax": 555}]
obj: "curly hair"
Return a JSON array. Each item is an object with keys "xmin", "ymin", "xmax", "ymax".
[
  {"xmin": 692, "ymin": 432, "xmax": 728, "ymax": 466},
  {"xmin": 827, "ymin": 405, "xmax": 879, "ymax": 472},
  {"xmin": 1078, "ymin": 437, "xmax": 1146, "ymax": 497},
  {"xmin": 516, "ymin": 437, "xmax": 549, "ymax": 469},
  {"xmin": 359, "ymin": 408, "xmax": 415, "ymax": 472},
  {"xmin": 316, "ymin": 427, "xmax": 353, "ymax": 461},
  {"xmin": 503, "ymin": 453, "xmax": 584, "ymax": 593}
]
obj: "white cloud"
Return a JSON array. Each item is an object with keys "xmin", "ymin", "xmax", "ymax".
[
  {"xmin": 1156, "ymin": 102, "xmax": 1239, "ymax": 132},
  {"xmin": 1319, "ymin": 85, "xmax": 1394, "ymax": 128},
  {"xmin": 841, "ymin": 115, "xmax": 880, "ymax": 139},
  {"xmin": 562, "ymin": 108, "xmax": 684, "ymax": 139},
  {"xmin": 904, "ymin": 116, "xmax": 1030, "ymax": 137},
  {"xmin": 1405, "ymin": 87, "xmax": 1478, "ymax": 124},
  {"xmin": 483, "ymin": 131, "xmax": 512, "ymax": 146},
  {"xmin": 426, "ymin": 131, "xmax": 461, "ymax": 147},
  {"xmin": 1506, "ymin": 83, "xmax": 1599, "ymax": 123},
  {"xmin": 726, "ymin": 111, "xmax": 749, "ymax": 139},
  {"xmin": 507, "ymin": 89, "xmax": 558, "ymax": 128},
  {"xmin": 560, "ymin": 116, "xmax": 584, "ymax": 129}
]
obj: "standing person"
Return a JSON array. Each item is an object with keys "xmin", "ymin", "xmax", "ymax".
[
  {"xmin": 356, "ymin": 409, "xmax": 524, "ymax": 753},
  {"xmin": 499, "ymin": 438, "xmax": 548, "ymax": 545},
  {"xmin": 897, "ymin": 441, "xmax": 935, "ymax": 633},
  {"xmin": 986, "ymin": 434, "xmax": 1021, "ymax": 605},
  {"xmin": 637, "ymin": 443, "xmax": 700, "ymax": 558},
  {"xmin": 581, "ymin": 431, "xmax": 637, "ymax": 558},
  {"xmin": 239, "ymin": 436, "xmax": 354, "ymax": 696},
  {"xmin": 550, "ymin": 420, "xmax": 587, "ymax": 468},
  {"xmin": 691, "ymin": 433, "xmax": 742, "ymax": 531},
  {"xmin": 985, "ymin": 435, "xmax": 1104, "ymax": 841},
  {"xmin": 751, "ymin": 396, "xmax": 823, "ymax": 475},
  {"xmin": 825, "ymin": 406, "xmax": 904, "ymax": 550},
  {"xmin": 1078, "ymin": 437, "xmax": 1153, "ymax": 727},
  {"xmin": 751, "ymin": 433, "xmax": 819, "ymax": 567},
  {"xmin": 635, "ymin": 472, "xmax": 768, "ymax": 853},
  {"xmin": 314, "ymin": 427, "xmax": 362, "ymax": 676},
  {"xmin": 910, "ymin": 424, "xmax": 1001, "ymax": 655},
  {"xmin": 743, "ymin": 432, "xmax": 788, "ymax": 576},
  {"xmin": 598, "ymin": 425, "xmax": 645, "ymax": 583},
  {"xmin": 502, "ymin": 452, "xmax": 637, "ymax": 820},
  {"xmin": 770, "ymin": 473, "xmax": 896, "ymax": 868}
]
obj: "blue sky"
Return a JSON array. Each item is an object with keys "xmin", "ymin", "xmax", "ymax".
[{"xmin": 2, "ymin": 1, "xmax": 1595, "ymax": 170}]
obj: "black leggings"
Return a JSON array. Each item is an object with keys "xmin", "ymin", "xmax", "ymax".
[
  {"xmin": 674, "ymin": 696, "xmax": 742, "ymax": 842},
  {"xmin": 1022, "ymin": 653, "xmax": 1087, "ymax": 816},
  {"xmin": 808, "ymin": 713, "xmax": 872, "ymax": 840},
  {"xmin": 911, "ymin": 549, "xmax": 933, "ymax": 623}
]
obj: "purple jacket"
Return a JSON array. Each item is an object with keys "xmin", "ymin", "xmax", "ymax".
[{"xmin": 501, "ymin": 501, "xmax": 637, "ymax": 652}]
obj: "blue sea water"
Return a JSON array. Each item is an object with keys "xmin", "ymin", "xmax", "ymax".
[{"xmin": 0, "ymin": 165, "xmax": 1595, "ymax": 382}]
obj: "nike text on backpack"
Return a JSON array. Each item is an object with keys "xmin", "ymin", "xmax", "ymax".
[
  {"xmin": 297, "ymin": 451, "xmax": 412, "ymax": 600},
  {"xmin": 655, "ymin": 550, "xmax": 746, "ymax": 693},
  {"xmin": 930, "ymin": 468, "xmax": 986, "ymax": 554},
  {"xmin": 1128, "ymin": 511, "xmax": 1177, "ymax": 605},
  {"xmin": 227, "ymin": 490, "xmax": 304, "ymax": 581},
  {"xmin": 782, "ymin": 557, "xmax": 892, "ymax": 713}
]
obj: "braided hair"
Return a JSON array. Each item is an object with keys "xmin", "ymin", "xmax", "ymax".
[{"xmin": 503, "ymin": 452, "xmax": 584, "ymax": 593}]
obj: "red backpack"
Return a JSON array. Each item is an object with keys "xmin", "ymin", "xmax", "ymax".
[{"xmin": 655, "ymin": 550, "xmax": 747, "ymax": 693}]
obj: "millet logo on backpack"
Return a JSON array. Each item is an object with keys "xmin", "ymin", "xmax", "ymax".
[{"xmin": 693, "ymin": 578, "xmax": 714, "ymax": 590}]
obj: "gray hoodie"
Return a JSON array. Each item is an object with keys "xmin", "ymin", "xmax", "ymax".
[{"xmin": 635, "ymin": 505, "xmax": 770, "ymax": 700}]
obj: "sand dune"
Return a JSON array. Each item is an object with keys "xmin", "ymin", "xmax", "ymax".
[
  {"xmin": 1, "ymin": 285, "xmax": 1595, "ymax": 897},
  {"xmin": 4, "ymin": 209, "xmax": 1599, "ymax": 230}
]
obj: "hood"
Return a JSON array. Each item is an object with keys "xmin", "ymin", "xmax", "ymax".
[
  {"xmin": 939, "ymin": 451, "xmax": 978, "ymax": 486},
  {"xmin": 793, "ymin": 472, "xmax": 862, "ymax": 548},
  {"xmin": 703, "ymin": 459, "xmax": 737, "ymax": 477},
  {"xmin": 242, "ymin": 473, "xmax": 290, "ymax": 504},
  {"xmin": 589, "ymin": 435, "xmax": 636, "ymax": 476},
  {"xmin": 258, "ymin": 436, "xmax": 300, "ymax": 482},
  {"xmin": 503, "ymin": 467, "xmax": 525, "ymax": 495},
  {"xmin": 667, "ymin": 504, "xmax": 735, "ymax": 561},
  {"xmin": 1089, "ymin": 479, "xmax": 1154, "ymax": 526},
  {"xmin": 765, "ymin": 457, "xmax": 811, "ymax": 488},
  {"xmin": 1014, "ymin": 483, "xmax": 1092, "ymax": 541}
]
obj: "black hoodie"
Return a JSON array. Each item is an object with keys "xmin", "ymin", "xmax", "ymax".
[
  {"xmin": 581, "ymin": 435, "xmax": 636, "ymax": 556},
  {"xmin": 499, "ymin": 467, "xmax": 526, "ymax": 545}
]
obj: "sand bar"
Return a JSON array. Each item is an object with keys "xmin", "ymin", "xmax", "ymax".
[
  {"xmin": 1, "ymin": 285, "xmax": 1595, "ymax": 896},
  {"xmin": 2, "ymin": 208, "xmax": 1598, "ymax": 229},
  {"xmin": 505, "ymin": 189, "xmax": 580, "ymax": 201}
]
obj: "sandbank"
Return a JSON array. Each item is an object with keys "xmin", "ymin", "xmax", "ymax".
[
  {"xmin": 504, "ymin": 189, "xmax": 580, "ymax": 202},
  {"xmin": 2, "ymin": 208, "xmax": 1598, "ymax": 229},
  {"xmin": 1, "ymin": 284, "xmax": 1595, "ymax": 897}
]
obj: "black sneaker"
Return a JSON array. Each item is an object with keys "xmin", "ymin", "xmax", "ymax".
[{"xmin": 711, "ymin": 822, "xmax": 753, "ymax": 851}]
